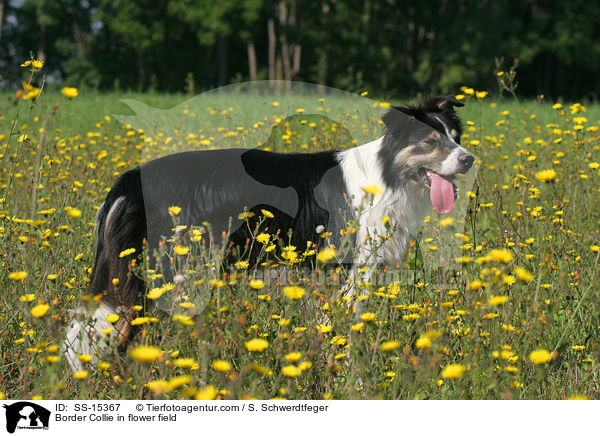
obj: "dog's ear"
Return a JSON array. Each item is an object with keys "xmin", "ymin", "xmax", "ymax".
[
  {"xmin": 437, "ymin": 95, "xmax": 465, "ymax": 109},
  {"xmin": 382, "ymin": 106, "xmax": 428, "ymax": 146},
  {"xmin": 382, "ymin": 106, "xmax": 412, "ymax": 132}
]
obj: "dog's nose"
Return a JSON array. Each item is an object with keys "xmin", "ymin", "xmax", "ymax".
[{"xmin": 459, "ymin": 154, "xmax": 474, "ymax": 171}]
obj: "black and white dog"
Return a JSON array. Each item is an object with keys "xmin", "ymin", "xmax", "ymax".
[{"xmin": 64, "ymin": 95, "xmax": 473, "ymax": 370}]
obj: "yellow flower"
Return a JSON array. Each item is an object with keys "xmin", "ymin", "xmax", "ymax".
[
  {"xmin": 22, "ymin": 82, "xmax": 41, "ymax": 99},
  {"xmin": 529, "ymin": 349, "xmax": 551, "ymax": 364},
  {"xmin": 67, "ymin": 208, "xmax": 82, "ymax": 218},
  {"xmin": 416, "ymin": 336, "xmax": 432, "ymax": 349},
  {"xmin": 316, "ymin": 324, "xmax": 333, "ymax": 333},
  {"xmin": 281, "ymin": 365, "xmax": 302, "ymax": 377},
  {"xmin": 283, "ymin": 286, "xmax": 305, "ymax": 299},
  {"xmin": 174, "ymin": 358, "xmax": 199, "ymax": 368},
  {"xmin": 441, "ymin": 364, "xmax": 466, "ymax": 379},
  {"xmin": 238, "ymin": 211, "xmax": 255, "ymax": 220},
  {"xmin": 147, "ymin": 287, "xmax": 166, "ymax": 300},
  {"xmin": 119, "ymin": 248, "xmax": 136, "ymax": 257},
  {"xmin": 168, "ymin": 206, "xmax": 181, "ymax": 216},
  {"xmin": 515, "ymin": 266, "xmax": 534, "ymax": 282},
  {"xmin": 8, "ymin": 271, "xmax": 28, "ymax": 281},
  {"xmin": 235, "ymin": 260, "xmax": 249, "ymax": 269},
  {"xmin": 360, "ymin": 312, "xmax": 376, "ymax": 322},
  {"xmin": 350, "ymin": 322, "xmax": 365, "ymax": 332},
  {"xmin": 285, "ymin": 352, "xmax": 302, "ymax": 362},
  {"xmin": 250, "ymin": 362, "xmax": 274, "ymax": 376},
  {"xmin": 196, "ymin": 385, "xmax": 218, "ymax": 400},
  {"xmin": 245, "ymin": 338, "xmax": 269, "ymax": 352},
  {"xmin": 78, "ymin": 354, "xmax": 92, "ymax": 363},
  {"xmin": 535, "ymin": 169, "xmax": 557, "ymax": 182},
  {"xmin": 73, "ymin": 371, "xmax": 88, "ymax": 379},
  {"xmin": 146, "ymin": 380, "xmax": 169, "ymax": 394},
  {"xmin": 167, "ymin": 375, "xmax": 192, "ymax": 390},
  {"xmin": 488, "ymin": 248, "xmax": 514, "ymax": 263},
  {"xmin": 502, "ymin": 275, "xmax": 516, "ymax": 285},
  {"xmin": 316, "ymin": 247, "xmax": 336, "ymax": 263},
  {"xmin": 488, "ymin": 295, "xmax": 509, "ymax": 306},
  {"xmin": 129, "ymin": 345, "xmax": 162, "ymax": 363},
  {"xmin": 61, "ymin": 87, "xmax": 79, "ymax": 98},
  {"xmin": 439, "ymin": 217, "xmax": 454, "ymax": 227},
  {"xmin": 261, "ymin": 209, "xmax": 274, "ymax": 218},
  {"xmin": 249, "ymin": 279, "xmax": 264, "ymax": 290},
  {"xmin": 380, "ymin": 340, "xmax": 400, "ymax": 351},
  {"xmin": 256, "ymin": 233, "xmax": 270, "ymax": 244},
  {"xmin": 131, "ymin": 317, "xmax": 151, "ymax": 326},
  {"xmin": 468, "ymin": 280, "xmax": 482, "ymax": 291},
  {"xmin": 172, "ymin": 314, "xmax": 195, "ymax": 326},
  {"xmin": 173, "ymin": 245, "xmax": 189, "ymax": 255},
  {"xmin": 212, "ymin": 360, "xmax": 232, "ymax": 372},
  {"xmin": 361, "ymin": 185, "xmax": 383, "ymax": 195},
  {"xmin": 590, "ymin": 245, "xmax": 599, "ymax": 253},
  {"xmin": 30, "ymin": 304, "xmax": 50, "ymax": 318}
]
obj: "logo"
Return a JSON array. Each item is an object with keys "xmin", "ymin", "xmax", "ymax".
[{"xmin": 2, "ymin": 402, "xmax": 50, "ymax": 433}]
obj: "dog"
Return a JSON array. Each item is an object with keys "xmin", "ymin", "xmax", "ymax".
[{"xmin": 64, "ymin": 95, "xmax": 473, "ymax": 371}]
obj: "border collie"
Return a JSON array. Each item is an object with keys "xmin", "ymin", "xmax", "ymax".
[{"xmin": 64, "ymin": 95, "xmax": 473, "ymax": 370}]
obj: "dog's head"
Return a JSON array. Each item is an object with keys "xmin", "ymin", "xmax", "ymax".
[{"xmin": 378, "ymin": 95, "xmax": 474, "ymax": 215}]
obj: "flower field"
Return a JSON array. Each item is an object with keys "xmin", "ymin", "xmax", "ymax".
[{"xmin": 1, "ymin": 64, "xmax": 599, "ymax": 400}]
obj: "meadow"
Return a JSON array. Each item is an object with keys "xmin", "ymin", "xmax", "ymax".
[{"xmin": 1, "ymin": 66, "xmax": 599, "ymax": 400}]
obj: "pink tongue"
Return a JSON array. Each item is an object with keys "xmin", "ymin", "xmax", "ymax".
[{"xmin": 430, "ymin": 173, "xmax": 455, "ymax": 215}]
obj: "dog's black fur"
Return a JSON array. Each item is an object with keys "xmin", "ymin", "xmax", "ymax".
[
  {"xmin": 88, "ymin": 95, "xmax": 468, "ymax": 313},
  {"xmin": 89, "ymin": 148, "xmax": 351, "ymax": 309}
]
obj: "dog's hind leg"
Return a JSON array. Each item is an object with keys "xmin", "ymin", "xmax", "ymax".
[{"xmin": 63, "ymin": 305, "xmax": 122, "ymax": 372}]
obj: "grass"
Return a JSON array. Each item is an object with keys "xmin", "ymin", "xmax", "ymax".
[{"xmin": 0, "ymin": 80, "xmax": 599, "ymax": 400}]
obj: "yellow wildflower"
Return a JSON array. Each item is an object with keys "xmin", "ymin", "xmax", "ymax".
[
  {"xmin": 529, "ymin": 349, "xmax": 551, "ymax": 364},
  {"xmin": 212, "ymin": 360, "xmax": 232, "ymax": 372},
  {"xmin": 129, "ymin": 345, "xmax": 162, "ymax": 363},
  {"xmin": 30, "ymin": 304, "xmax": 50, "ymax": 318},
  {"xmin": 281, "ymin": 365, "xmax": 302, "ymax": 377},
  {"xmin": 8, "ymin": 271, "xmax": 28, "ymax": 281},
  {"xmin": 283, "ymin": 286, "xmax": 305, "ymax": 299},
  {"xmin": 61, "ymin": 87, "xmax": 79, "ymax": 98},
  {"xmin": 119, "ymin": 248, "xmax": 136, "ymax": 257},
  {"xmin": 245, "ymin": 338, "xmax": 269, "ymax": 352},
  {"xmin": 441, "ymin": 364, "xmax": 466, "ymax": 379},
  {"xmin": 361, "ymin": 185, "xmax": 383, "ymax": 195},
  {"xmin": 380, "ymin": 340, "xmax": 400, "ymax": 351}
]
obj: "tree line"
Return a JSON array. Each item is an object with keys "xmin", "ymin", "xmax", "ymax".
[{"xmin": 1, "ymin": 0, "xmax": 599, "ymax": 99}]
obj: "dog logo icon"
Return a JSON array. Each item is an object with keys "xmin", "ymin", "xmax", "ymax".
[{"xmin": 2, "ymin": 402, "xmax": 50, "ymax": 433}]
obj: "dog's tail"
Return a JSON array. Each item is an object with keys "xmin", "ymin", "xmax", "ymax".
[
  {"xmin": 88, "ymin": 167, "xmax": 147, "ymax": 309},
  {"xmin": 65, "ymin": 168, "xmax": 147, "ymax": 370}
]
